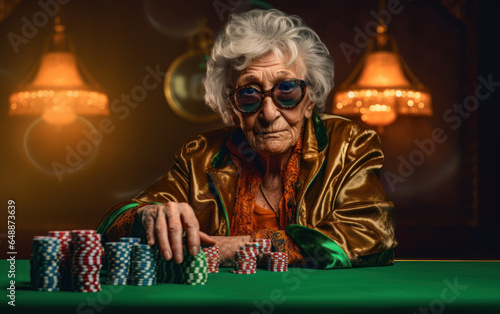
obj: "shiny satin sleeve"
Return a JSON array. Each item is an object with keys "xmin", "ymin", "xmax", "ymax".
[
  {"xmin": 95, "ymin": 143, "xmax": 193, "ymax": 241},
  {"xmin": 308, "ymin": 123, "xmax": 396, "ymax": 266},
  {"xmin": 96, "ymin": 131, "xmax": 227, "ymax": 240}
]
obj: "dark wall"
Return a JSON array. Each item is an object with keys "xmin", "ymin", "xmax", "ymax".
[{"xmin": 1, "ymin": 0, "xmax": 498, "ymax": 259}]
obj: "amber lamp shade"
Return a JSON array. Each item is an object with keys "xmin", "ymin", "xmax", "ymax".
[
  {"xmin": 9, "ymin": 21, "xmax": 108, "ymax": 126},
  {"xmin": 333, "ymin": 29, "xmax": 432, "ymax": 129}
]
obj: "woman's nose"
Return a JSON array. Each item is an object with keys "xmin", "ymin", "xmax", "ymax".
[{"xmin": 260, "ymin": 96, "xmax": 280, "ymax": 122}]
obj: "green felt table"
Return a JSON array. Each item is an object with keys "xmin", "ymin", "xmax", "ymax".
[{"xmin": 1, "ymin": 260, "xmax": 499, "ymax": 313}]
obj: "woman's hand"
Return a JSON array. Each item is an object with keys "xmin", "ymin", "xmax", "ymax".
[
  {"xmin": 136, "ymin": 203, "xmax": 216, "ymax": 264},
  {"xmin": 211, "ymin": 235, "xmax": 251, "ymax": 267}
]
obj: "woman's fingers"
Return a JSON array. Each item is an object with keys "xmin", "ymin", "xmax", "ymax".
[
  {"xmin": 154, "ymin": 205, "xmax": 172, "ymax": 261},
  {"xmin": 142, "ymin": 207, "xmax": 157, "ymax": 246},
  {"xmin": 180, "ymin": 203, "xmax": 201, "ymax": 256},
  {"xmin": 200, "ymin": 231, "xmax": 216, "ymax": 247},
  {"xmin": 139, "ymin": 202, "xmax": 209, "ymax": 263},
  {"xmin": 165, "ymin": 204, "xmax": 185, "ymax": 264}
]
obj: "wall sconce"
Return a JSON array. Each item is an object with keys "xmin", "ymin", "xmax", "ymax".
[
  {"xmin": 333, "ymin": 1, "xmax": 432, "ymax": 132},
  {"xmin": 9, "ymin": 15, "xmax": 108, "ymax": 126}
]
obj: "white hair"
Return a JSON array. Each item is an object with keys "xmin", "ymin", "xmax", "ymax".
[{"xmin": 204, "ymin": 9, "xmax": 334, "ymax": 125}]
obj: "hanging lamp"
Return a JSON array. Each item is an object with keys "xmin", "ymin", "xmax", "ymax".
[
  {"xmin": 333, "ymin": 1, "xmax": 432, "ymax": 132},
  {"xmin": 9, "ymin": 14, "xmax": 108, "ymax": 126}
]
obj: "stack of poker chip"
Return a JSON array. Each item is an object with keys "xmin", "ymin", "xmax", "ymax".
[
  {"xmin": 128, "ymin": 244, "xmax": 157, "ymax": 286},
  {"xmin": 232, "ymin": 242, "xmax": 260, "ymax": 274},
  {"xmin": 48, "ymin": 231, "xmax": 73, "ymax": 290},
  {"xmin": 71, "ymin": 230, "xmax": 103, "ymax": 292},
  {"xmin": 202, "ymin": 246, "xmax": 220, "ymax": 273},
  {"xmin": 157, "ymin": 257, "xmax": 183, "ymax": 284},
  {"xmin": 266, "ymin": 252, "xmax": 289, "ymax": 272},
  {"xmin": 30, "ymin": 236, "xmax": 61, "ymax": 291},
  {"xmin": 182, "ymin": 248, "xmax": 208, "ymax": 285},
  {"xmin": 104, "ymin": 242, "xmax": 131, "ymax": 285},
  {"xmin": 255, "ymin": 238, "xmax": 272, "ymax": 254},
  {"xmin": 119, "ymin": 237, "xmax": 141, "ymax": 245}
]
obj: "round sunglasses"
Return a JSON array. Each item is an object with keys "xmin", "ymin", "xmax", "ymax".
[{"xmin": 229, "ymin": 79, "xmax": 308, "ymax": 114}]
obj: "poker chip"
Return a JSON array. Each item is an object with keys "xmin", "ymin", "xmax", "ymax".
[
  {"xmin": 181, "ymin": 248, "xmax": 208, "ymax": 285},
  {"xmin": 104, "ymin": 242, "xmax": 131, "ymax": 285},
  {"xmin": 31, "ymin": 236, "xmax": 61, "ymax": 291},
  {"xmin": 232, "ymin": 243, "xmax": 260, "ymax": 274},
  {"xmin": 157, "ymin": 257, "xmax": 183, "ymax": 284},
  {"xmin": 202, "ymin": 246, "xmax": 220, "ymax": 273},
  {"xmin": 267, "ymin": 252, "xmax": 289, "ymax": 272},
  {"xmin": 255, "ymin": 239, "xmax": 272, "ymax": 254},
  {"xmin": 128, "ymin": 244, "xmax": 157, "ymax": 286},
  {"xmin": 119, "ymin": 237, "xmax": 141, "ymax": 244},
  {"xmin": 71, "ymin": 230, "xmax": 103, "ymax": 292},
  {"xmin": 231, "ymin": 270, "xmax": 257, "ymax": 274}
]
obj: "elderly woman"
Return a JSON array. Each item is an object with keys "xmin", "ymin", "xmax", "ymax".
[{"xmin": 97, "ymin": 9, "xmax": 397, "ymax": 268}]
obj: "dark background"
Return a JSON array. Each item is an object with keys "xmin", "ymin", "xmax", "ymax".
[{"xmin": 0, "ymin": 0, "xmax": 498, "ymax": 260}]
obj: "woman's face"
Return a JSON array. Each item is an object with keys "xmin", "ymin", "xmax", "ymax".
[{"xmin": 233, "ymin": 52, "xmax": 315, "ymax": 157}]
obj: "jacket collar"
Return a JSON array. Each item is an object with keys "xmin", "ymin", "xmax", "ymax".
[
  {"xmin": 208, "ymin": 113, "xmax": 327, "ymax": 229},
  {"xmin": 210, "ymin": 112, "xmax": 327, "ymax": 169}
]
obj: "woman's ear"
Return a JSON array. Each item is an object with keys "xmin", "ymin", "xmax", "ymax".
[{"xmin": 304, "ymin": 100, "xmax": 315, "ymax": 119}]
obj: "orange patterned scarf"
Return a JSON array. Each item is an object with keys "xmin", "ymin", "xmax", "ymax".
[{"xmin": 227, "ymin": 129, "xmax": 303, "ymax": 236}]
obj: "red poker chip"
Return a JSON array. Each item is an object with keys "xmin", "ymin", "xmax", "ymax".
[
  {"xmin": 72, "ymin": 260, "xmax": 102, "ymax": 265},
  {"xmin": 73, "ymin": 250, "xmax": 103, "ymax": 255},
  {"xmin": 71, "ymin": 263, "xmax": 101, "ymax": 268},
  {"xmin": 73, "ymin": 243, "xmax": 102, "ymax": 248},
  {"xmin": 74, "ymin": 286, "xmax": 101, "ymax": 290},
  {"xmin": 73, "ymin": 250, "xmax": 102, "ymax": 255},
  {"xmin": 72, "ymin": 229, "xmax": 97, "ymax": 234},
  {"xmin": 235, "ymin": 257, "xmax": 256, "ymax": 261},
  {"xmin": 72, "ymin": 270, "xmax": 101, "ymax": 275},
  {"xmin": 268, "ymin": 264, "xmax": 288, "ymax": 267},
  {"xmin": 73, "ymin": 276, "xmax": 100, "ymax": 281},
  {"xmin": 73, "ymin": 251, "xmax": 103, "ymax": 257},
  {"xmin": 72, "ymin": 278, "xmax": 100, "ymax": 283},
  {"xmin": 236, "ymin": 267, "xmax": 257, "ymax": 271},
  {"xmin": 73, "ymin": 239, "xmax": 101, "ymax": 244},
  {"xmin": 231, "ymin": 270, "xmax": 256, "ymax": 274},
  {"xmin": 236, "ymin": 254, "xmax": 255, "ymax": 257},
  {"xmin": 73, "ymin": 254, "xmax": 102, "ymax": 258},
  {"xmin": 268, "ymin": 269, "xmax": 288, "ymax": 272},
  {"xmin": 71, "ymin": 267, "xmax": 101, "ymax": 273},
  {"xmin": 73, "ymin": 247, "xmax": 102, "ymax": 253},
  {"xmin": 72, "ymin": 237, "xmax": 101, "ymax": 243},
  {"xmin": 72, "ymin": 260, "xmax": 102, "ymax": 266},
  {"xmin": 235, "ymin": 251, "xmax": 256, "ymax": 255},
  {"xmin": 73, "ymin": 275, "xmax": 100, "ymax": 279}
]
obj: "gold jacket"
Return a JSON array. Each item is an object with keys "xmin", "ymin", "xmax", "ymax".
[{"xmin": 121, "ymin": 113, "xmax": 397, "ymax": 267}]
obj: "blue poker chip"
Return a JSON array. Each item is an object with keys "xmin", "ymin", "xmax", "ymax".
[{"xmin": 119, "ymin": 237, "xmax": 141, "ymax": 243}]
